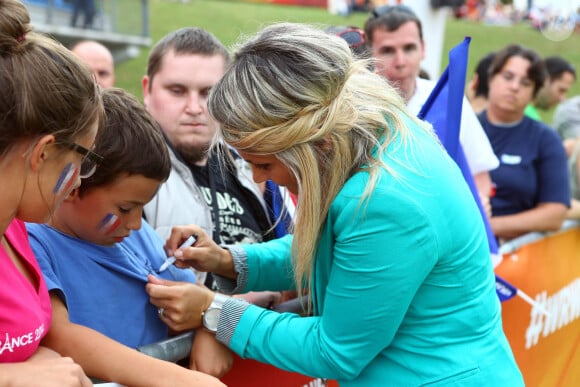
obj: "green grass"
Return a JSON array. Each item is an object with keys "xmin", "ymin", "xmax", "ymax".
[
  {"xmin": 117, "ymin": 0, "xmax": 580, "ymax": 124},
  {"xmin": 116, "ymin": 0, "xmax": 367, "ymax": 97},
  {"xmin": 443, "ymin": 19, "xmax": 580, "ymax": 123}
]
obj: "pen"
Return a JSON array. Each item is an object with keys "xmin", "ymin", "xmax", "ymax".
[{"xmin": 157, "ymin": 234, "xmax": 198, "ymax": 273}]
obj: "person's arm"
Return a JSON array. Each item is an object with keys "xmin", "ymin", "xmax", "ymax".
[
  {"xmin": 473, "ymin": 171, "xmax": 493, "ymax": 200},
  {"xmin": 563, "ymin": 137, "xmax": 577, "ymax": 158},
  {"xmin": 569, "ymin": 155, "xmax": 580, "ymax": 219},
  {"xmin": 492, "ymin": 127, "xmax": 570, "ymax": 239},
  {"xmin": 566, "ymin": 199, "xmax": 580, "ymax": 219},
  {"xmin": 566, "ymin": 142, "xmax": 580, "ymax": 219},
  {"xmin": 43, "ymin": 293, "xmax": 225, "ymax": 387},
  {"xmin": 490, "ymin": 202, "xmax": 568, "ymax": 239},
  {"xmin": 474, "ymin": 171, "xmax": 493, "ymax": 219},
  {"xmin": 458, "ymin": 97, "xmax": 500, "ymax": 178},
  {"xmin": 0, "ymin": 355, "xmax": 92, "ymax": 387},
  {"xmin": 189, "ymin": 328, "xmax": 233, "ymax": 378}
]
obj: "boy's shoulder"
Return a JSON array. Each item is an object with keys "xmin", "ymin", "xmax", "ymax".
[
  {"xmin": 122, "ymin": 220, "xmax": 164, "ymax": 251},
  {"xmin": 26, "ymin": 222, "xmax": 59, "ymax": 241}
]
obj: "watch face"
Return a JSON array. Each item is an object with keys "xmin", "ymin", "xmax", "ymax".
[{"xmin": 203, "ymin": 308, "xmax": 220, "ymax": 332}]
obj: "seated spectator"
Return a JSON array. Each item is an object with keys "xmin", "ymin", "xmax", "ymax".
[
  {"xmin": 553, "ymin": 95, "xmax": 580, "ymax": 142},
  {"xmin": 27, "ymin": 88, "xmax": 227, "ymax": 386},
  {"xmin": 554, "ymin": 96, "xmax": 580, "ymax": 219},
  {"xmin": 467, "ymin": 51, "xmax": 496, "ymax": 114},
  {"xmin": 524, "ymin": 56, "xmax": 576, "ymax": 122},
  {"xmin": 567, "ymin": 138, "xmax": 580, "ymax": 219},
  {"xmin": 71, "ymin": 40, "xmax": 115, "ymax": 89},
  {"xmin": 478, "ymin": 44, "xmax": 570, "ymax": 241}
]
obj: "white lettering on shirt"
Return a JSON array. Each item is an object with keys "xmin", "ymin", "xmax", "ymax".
[
  {"xmin": 0, "ymin": 323, "xmax": 45, "ymax": 355},
  {"xmin": 500, "ymin": 154, "xmax": 522, "ymax": 165}
]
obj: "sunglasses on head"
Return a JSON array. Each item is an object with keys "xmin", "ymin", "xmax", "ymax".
[
  {"xmin": 337, "ymin": 28, "xmax": 366, "ymax": 49},
  {"xmin": 371, "ymin": 4, "xmax": 417, "ymax": 19}
]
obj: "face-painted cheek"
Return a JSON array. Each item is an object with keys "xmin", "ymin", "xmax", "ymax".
[
  {"xmin": 98, "ymin": 213, "xmax": 121, "ymax": 235},
  {"xmin": 53, "ymin": 163, "xmax": 80, "ymax": 195}
]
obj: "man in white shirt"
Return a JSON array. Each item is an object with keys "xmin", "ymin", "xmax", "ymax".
[{"xmin": 364, "ymin": 4, "xmax": 499, "ymax": 200}]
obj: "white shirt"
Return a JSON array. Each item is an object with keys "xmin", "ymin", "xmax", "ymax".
[{"xmin": 407, "ymin": 77, "xmax": 499, "ymax": 175}]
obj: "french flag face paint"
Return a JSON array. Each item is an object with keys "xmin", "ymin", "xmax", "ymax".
[
  {"xmin": 53, "ymin": 163, "xmax": 79, "ymax": 196},
  {"xmin": 98, "ymin": 213, "xmax": 121, "ymax": 235}
]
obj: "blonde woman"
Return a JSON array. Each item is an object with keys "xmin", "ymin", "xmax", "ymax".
[{"xmin": 146, "ymin": 23, "xmax": 523, "ymax": 385}]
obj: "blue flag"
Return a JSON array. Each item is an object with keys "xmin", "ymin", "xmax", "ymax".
[
  {"xmin": 417, "ymin": 37, "xmax": 516, "ymax": 302},
  {"xmin": 264, "ymin": 180, "xmax": 293, "ymax": 238}
]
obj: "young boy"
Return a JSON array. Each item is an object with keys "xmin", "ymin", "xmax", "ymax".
[{"xmin": 27, "ymin": 88, "xmax": 229, "ymax": 386}]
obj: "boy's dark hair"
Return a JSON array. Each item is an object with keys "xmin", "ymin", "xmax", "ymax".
[
  {"xmin": 364, "ymin": 4, "xmax": 423, "ymax": 44},
  {"xmin": 544, "ymin": 56, "xmax": 576, "ymax": 81},
  {"xmin": 474, "ymin": 52, "xmax": 495, "ymax": 98},
  {"xmin": 78, "ymin": 88, "xmax": 171, "ymax": 196},
  {"xmin": 489, "ymin": 44, "xmax": 546, "ymax": 98}
]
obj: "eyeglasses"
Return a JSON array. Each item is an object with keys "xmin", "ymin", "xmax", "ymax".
[
  {"xmin": 337, "ymin": 28, "xmax": 366, "ymax": 49},
  {"xmin": 371, "ymin": 4, "xmax": 417, "ymax": 19},
  {"xmin": 63, "ymin": 142, "xmax": 104, "ymax": 179}
]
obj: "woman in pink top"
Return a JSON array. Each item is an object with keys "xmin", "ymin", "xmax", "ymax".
[{"xmin": 0, "ymin": 1, "xmax": 103, "ymax": 385}]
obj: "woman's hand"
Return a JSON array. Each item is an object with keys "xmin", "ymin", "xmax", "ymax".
[
  {"xmin": 165, "ymin": 225, "xmax": 237, "ymax": 279},
  {"xmin": 0, "ymin": 354, "xmax": 92, "ymax": 387},
  {"xmin": 146, "ymin": 275, "xmax": 217, "ymax": 332},
  {"xmin": 478, "ymin": 191, "xmax": 492, "ymax": 219},
  {"xmin": 235, "ymin": 291, "xmax": 282, "ymax": 309}
]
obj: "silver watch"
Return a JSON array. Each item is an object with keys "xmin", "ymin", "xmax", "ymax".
[{"xmin": 202, "ymin": 293, "xmax": 229, "ymax": 333}]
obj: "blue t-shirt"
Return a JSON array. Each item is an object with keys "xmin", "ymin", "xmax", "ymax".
[
  {"xmin": 27, "ymin": 221, "xmax": 196, "ymax": 348},
  {"xmin": 478, "ymin": 112, "xmax": 570, "ymax": 216}
]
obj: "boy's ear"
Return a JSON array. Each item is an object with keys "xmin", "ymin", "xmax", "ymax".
[
  {"xmin": 28, "ymin": 134, "xmax": 56, "ymax": 173},
  {"xmin": 62, "ymin": 187, "xmax": 80, "ymax": 203},
  {"xmin": 470, "ymin": 74, "xmax": 480, "ymax": 92}
]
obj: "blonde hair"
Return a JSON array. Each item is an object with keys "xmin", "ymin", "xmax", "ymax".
[{"xmin": 208, "ymin": 22, "xmax": 428, "ymax": 300}]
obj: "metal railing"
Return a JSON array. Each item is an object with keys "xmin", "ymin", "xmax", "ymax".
[
  {"xmin": 22, "ymin": 0, "xmax": 151, "ymax": 62},
  {"xmin": 498, "ymin": 219, "xmax": 580, "ymax": 254}
]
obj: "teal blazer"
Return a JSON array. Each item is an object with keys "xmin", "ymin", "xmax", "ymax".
[{"xmin": 226, "ymin": 120, "xmax": 524, "ymax": 386}]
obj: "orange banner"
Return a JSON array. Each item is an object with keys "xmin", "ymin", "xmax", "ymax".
[{"xmin": 496, "ymin": 226, "xmax": 580, "ymax": 386}]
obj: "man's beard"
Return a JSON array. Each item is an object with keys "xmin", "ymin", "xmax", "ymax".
[{"xmin": 176, "ymin": 142, "xmax": 211, "ymax": 165}]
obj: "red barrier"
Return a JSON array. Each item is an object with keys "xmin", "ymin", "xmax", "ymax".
[
  {"xmin": 220, "ymin": 354, "xmax": 338, "ymax": 386},
  {"xmin": 237, "ymin": 0, "xmax": 327, "ymax": 7}
]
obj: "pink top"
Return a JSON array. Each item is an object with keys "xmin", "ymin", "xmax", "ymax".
[{"xmin": 0, "ymin": 219, "xmax": 51, "ymax": 362}]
